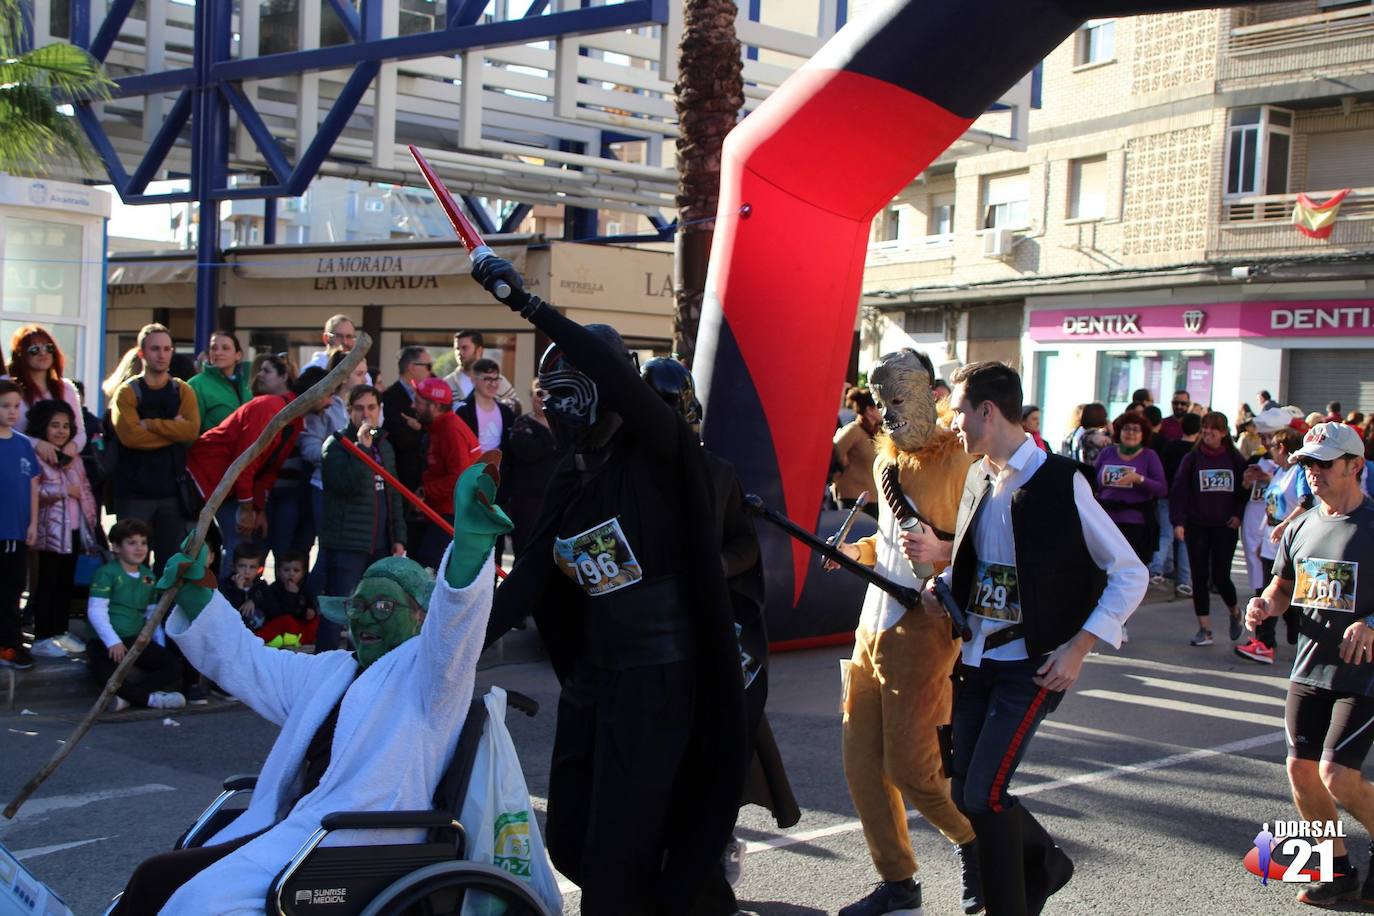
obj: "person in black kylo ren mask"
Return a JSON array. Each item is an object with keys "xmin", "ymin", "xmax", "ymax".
[{"xmin": 473, "ymin": 256, "xmax": 750, "ymax": 916}]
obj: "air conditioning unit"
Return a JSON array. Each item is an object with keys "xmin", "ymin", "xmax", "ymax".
[{"xmin": 982, "ymin": 227, "xmax": 1015, "ymax": 259}]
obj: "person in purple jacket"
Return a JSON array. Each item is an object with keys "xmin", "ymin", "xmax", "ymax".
[
  {"xmin": 1170, "ymin": 411, "xmax": 1250, "ymax": 648},
  {"xmin": 1094, "ymin": 413, "xmax": 1167, "ymax": 564}
]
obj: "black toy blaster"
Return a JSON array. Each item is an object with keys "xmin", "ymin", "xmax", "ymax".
[{"xmin": 743, "ymin": 494, "xmax": 971, "ymax": 641}]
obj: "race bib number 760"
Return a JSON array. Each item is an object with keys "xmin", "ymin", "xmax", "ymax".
[{"xmin": 1292, "ymin": 557, "xmax": 1358, "ymax": 613}]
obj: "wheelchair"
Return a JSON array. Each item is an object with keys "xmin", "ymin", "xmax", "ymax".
[{"xmin": 104, "ymin": 689, "xmax": 555, "ymax": 916}]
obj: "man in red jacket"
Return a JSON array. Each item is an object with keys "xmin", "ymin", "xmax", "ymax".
[
  {"xmin": 188, "ymin": 368, "xmax": 334, "ymax": 578},
  {"xmin": 414, "ymin": 377, "xmax": 481, "ymax": 569}
]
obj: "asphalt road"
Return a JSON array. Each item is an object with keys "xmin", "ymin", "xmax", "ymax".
[{"xmin": 0, "ymin": 589, "xmax": 1363, "ymax": 915}]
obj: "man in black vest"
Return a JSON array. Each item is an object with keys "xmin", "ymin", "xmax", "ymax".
[
  {"xmin": 923, "ymin": 361, "xmax": 1146, "ymax": 915},
  {"xmin": 111, "ymin": 323, "xmax": 201, "ymax": 574}
]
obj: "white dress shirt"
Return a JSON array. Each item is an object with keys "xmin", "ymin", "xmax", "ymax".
[{"xmin": 938, "ymin": 436, "xmax": 1147, "ymax": 666}]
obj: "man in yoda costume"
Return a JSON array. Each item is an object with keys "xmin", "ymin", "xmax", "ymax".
[
  {"xmin": 832, "ymin": 349, "xmax": 983, "ymax": 916},
  {"xmin": 110, "ymin": 454, "xmax": 538, "ymax": 916}
]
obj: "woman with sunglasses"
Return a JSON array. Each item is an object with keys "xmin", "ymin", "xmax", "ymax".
[
  {"xmin": 3, "ymin": 326, "xmax": 86, "ymax": 464},
  {"xmin": 187, "ymin": 330, "xmax": 252, "ymax": 433},
  {"xmin": 1170, "ymin": 411, "xmax": 1250, "ymax": 648}
]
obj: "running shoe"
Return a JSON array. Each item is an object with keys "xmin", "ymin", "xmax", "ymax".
[
  {"xmin": 28, "ymin": 638, "xmax": 67, "ymax": 658},
  {"xmin": 147, "ymin": 691, "xmax": 187, "ymax": 710},
  {"xmin": 1149, "ymin": 574, "xmax": 1168, "ymax": 589},
  {"xmin": 51, "ymin": 633, "xmax": 85, "ymax": 653},
  {"xmin": 1229, "ymin": 610, "xmax": 1244, "ymax": 642},
  {"xmin": 1234, "ymin": 638, "xmax": 1275, "ymax": 665},
  {"xmin": 1176, "ymin": 583, "xmax": 1194, "ymax": 598},
  {"xmin": 1189, "ymin": 628, "xmax": 1214, "ymax": 647},
  {"xmin": 106, "ymin": 696, "xmax": 131, "ymax": 713},
  {"xmin": 838, "ymin": 879, "xmax": 922, "ymax": 916},
  {"xmin": 184, "ymin": 683, "xmax": 210, "ymax": 706},
  {"xmin": 0, "ymin": 646, "xmax": 33, "ymax": 669},
  {"xmin": 1297, "ymin": 869, "xmax": 1359, "ymax": 907}
]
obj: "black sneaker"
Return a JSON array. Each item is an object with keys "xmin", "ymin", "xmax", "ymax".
[
  {"xmin": 838, "ymin": 879, "xmax": 922, "ymax": 916},
  {"xmin": 184, "ymin": 683, "xmax": 210, "ymax": 705},
  {"xmin": 1297, "ymin": 869, "xmax": 1359, "ymax": 907},
  {"xmin": 957, "ymin": 841, "xmax": 984, "ymax": 914}
]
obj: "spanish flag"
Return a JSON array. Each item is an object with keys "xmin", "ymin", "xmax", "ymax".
[{"xmin": 1292, "ymin": 189, "xmax": 1351, "ymax": 239}]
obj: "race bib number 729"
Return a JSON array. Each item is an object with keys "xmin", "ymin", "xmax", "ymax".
[{"xmin": 967, "ymin": 561, "xmax": 1021, "ymax": 623}]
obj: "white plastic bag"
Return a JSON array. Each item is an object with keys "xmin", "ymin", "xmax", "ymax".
[{"xmin": 459, "ymin": 687, "xmax": 562, "ymax": 916}]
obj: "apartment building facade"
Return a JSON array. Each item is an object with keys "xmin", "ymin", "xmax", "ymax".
[{"xmin": 862, "ymin": 2, "xmax": 1374, "ymax": 440}]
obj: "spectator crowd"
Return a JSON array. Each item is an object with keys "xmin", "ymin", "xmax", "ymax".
[{"xmin": 0, "ymin": 317, "xmax": 557, "ymax": 712}]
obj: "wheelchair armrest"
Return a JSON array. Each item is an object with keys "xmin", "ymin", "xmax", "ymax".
[
  {"xmin": 320, "ymin": 810, "xmax": 460, "ymax": 831},
  {"xmin": 504, "ymin": 689, "xmax": 539, "ymax": 717},
  {"xmin": 223, "ymin": 774, "xmax": 259, "ymax": 792}
]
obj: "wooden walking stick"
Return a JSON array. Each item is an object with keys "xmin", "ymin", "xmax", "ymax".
[{"xmin": 3, "ymin": 335, "xmax": 371, "ymax": 820}]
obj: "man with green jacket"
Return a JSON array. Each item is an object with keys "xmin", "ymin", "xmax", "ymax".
[{"xmin": 318, "ymin": 384, "xmax": 406, "ymax": 649}]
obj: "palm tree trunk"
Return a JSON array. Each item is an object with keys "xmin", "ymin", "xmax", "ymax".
[{"xmin": 673, "ymin": 0, "xmax": 742, "ymax": 366}]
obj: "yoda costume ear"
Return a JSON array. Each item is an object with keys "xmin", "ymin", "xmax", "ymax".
[
  {"xmin": 869, "ymin": 349, "xmax": 938, "ymax": 452},
  {"xmin": 319, "ymin": 557, "xmax": 436, "ymax": 668}
]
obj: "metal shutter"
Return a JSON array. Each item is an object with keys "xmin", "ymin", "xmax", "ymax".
[
  {"xmin": 1285, "ymin": 349, "xmax": 1374, "ymax": 415},
  {"xmin": 1304, "ymin": 130, "xmax": 1374, "ymax": 192}
]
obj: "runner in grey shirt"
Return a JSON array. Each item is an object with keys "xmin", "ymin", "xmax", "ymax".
[{"xmin": 1247, "ymin": 422, "xmax": 1374, "ymax": 908}]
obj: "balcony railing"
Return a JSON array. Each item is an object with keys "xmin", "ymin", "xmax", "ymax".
[
  {"xmin": 1226, "ymin": 5, "xmax": 1374, "ymax": 66},
  {"xmin": 1223, "ymin": 187, "xmax": 1374, "ymax": 224}
]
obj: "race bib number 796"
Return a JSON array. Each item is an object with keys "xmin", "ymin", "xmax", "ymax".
[{"xmin": 553, "ymin": 516, "xmax": 644, "ymax": 597}]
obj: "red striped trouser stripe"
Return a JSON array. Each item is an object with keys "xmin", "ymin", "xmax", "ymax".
[{"xmin": 987, "ymin": 686, "xmax": 1051, "ymax": 813}]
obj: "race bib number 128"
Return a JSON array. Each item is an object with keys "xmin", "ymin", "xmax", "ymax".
[{"xmin": 553, "ymin": 517, "xmax": 644, "ymax": 597}]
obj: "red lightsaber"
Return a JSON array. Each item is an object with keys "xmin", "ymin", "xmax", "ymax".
[
  {"xmin": 408, "ymin": 144, "xmax": 511, "ymax": 299},
  {"xmin": 337, "ymin": 434, "xmax": 507, "ymax": 579}
]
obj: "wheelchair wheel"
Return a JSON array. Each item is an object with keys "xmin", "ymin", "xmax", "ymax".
[{"xmin": 358, "ymin": 861, "xmax": 554, "ymax": 916}]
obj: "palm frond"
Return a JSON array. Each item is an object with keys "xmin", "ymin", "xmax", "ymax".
[{"xmin": 0, "ymin": 43, "xmax": 115, "ymax": 100}]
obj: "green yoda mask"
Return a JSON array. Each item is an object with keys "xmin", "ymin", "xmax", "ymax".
[{"xmin": 319, "ymin": 557, "xmax": 434, "ymax": 668}]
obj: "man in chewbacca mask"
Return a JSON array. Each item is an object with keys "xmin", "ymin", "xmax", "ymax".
[{"xmin": 833, "ymin": 348, "xmax": 983, "ymax": 916}]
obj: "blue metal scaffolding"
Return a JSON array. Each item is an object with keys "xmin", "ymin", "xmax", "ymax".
[{"xmin": 70, "ymin": 0, "xmax": 670, "ymax": 350}]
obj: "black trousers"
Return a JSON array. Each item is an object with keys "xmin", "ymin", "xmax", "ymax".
[
  {"xmin": 0, "ymin": 543, "xmax": 26, "ymax": 650},
  {"xmin": 1114, "ymin": 521, "xmax": 1153, "ymax": 566},
  {"xmin": 29, "ymin": 545, "xmax": 78, "ymax": 641},
  {"xmin": 114, "ymin": 828, "xmax": 266, "ymax": 915},
  {"xmin": 545, "ymin": 659, "xmax": 715, "ymax": 915},
  {"xmin": 86, "ymin": 637, "xmax": 184, "ymax": 706},
  {"xmin": 951, "ymin": 658, "xmax": 1068, "ymax": 916},
  {"xmin": 1184, "ymin": 524, "xmax": 1239, "ymax": 618}
]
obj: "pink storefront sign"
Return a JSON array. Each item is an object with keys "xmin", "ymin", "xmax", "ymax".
[{"xmin": 1028, "ymin": 300, "xmax": 1374, "ymax": 342}]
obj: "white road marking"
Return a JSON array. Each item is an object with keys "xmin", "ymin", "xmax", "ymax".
[
  {"xmin": 737, "ymin": 731, "xmax": 1284, "ymax": 857},
  {"xmin": 1123, "ymin": 674, "xmax": 1287, "ymax": 708},
  {"xmin": 0, "ymin": 784, "xmax": 175, "ymax": 827},
  {"xmin": 12, "ymin": 836, "xmax": 111, "ymax": 860},
  {"xmin": 1073, "ymin": 690, "xmax": 1285, "ymax": 728},
  {"xmin": 1086, "ymin": 652, "xmax": 1290, "ymax": 689}
]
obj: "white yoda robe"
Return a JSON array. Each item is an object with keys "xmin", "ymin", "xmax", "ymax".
[{"xmin": 159, "ymin": 549, "xmax": 492, "ymax": 915}]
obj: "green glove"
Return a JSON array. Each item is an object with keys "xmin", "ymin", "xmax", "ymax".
[
  {"xmin": 156, "ymin": 537, "xmax": 218, "ymax": 621},
  {"xmin": 446, "ymin": 453, "xmax": 513, "ymax": 589}
]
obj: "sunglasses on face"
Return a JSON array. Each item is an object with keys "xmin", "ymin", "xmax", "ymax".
[
  {"xmin": 1297, "ymin": 457, "xmax": 1335, "ymax": 471},
  {"xmin": 344, "ymin": 595, "xmax": 420, "ymax": 622},
  {"xmin": 24, "ymin": 343, "xmax": 55, "ymax": 356}
]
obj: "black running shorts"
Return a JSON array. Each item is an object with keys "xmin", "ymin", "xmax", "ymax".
[{"xmin": 1286, "ymin": 681, "xmax": 1374, "ymax": 770}]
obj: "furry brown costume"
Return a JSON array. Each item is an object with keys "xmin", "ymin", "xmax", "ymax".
[{"xmin": 842, "ymin": 349, "xmax": 979, "ymax": 902}]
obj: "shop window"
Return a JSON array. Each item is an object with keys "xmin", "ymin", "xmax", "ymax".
[
  {"xmin": 1096, "ymin": 350, "xmax": 1214, "ymax": 420},
  {"xmin": 1076, "ymin": 19, "xmax": 1115, "ymax": 65},
  {"xmin": 982, "ymin": 172, "xmax": 1029, "ymax": 230},
  {"xmin": 1226, "ymin": 107, "xmax": 1291, "ymax": 197},
  {"xmin": 1069, "ymin": 156, "xmax": 1108, "ymax": 220},
  {"xmin": 3, "ymin": 217, "xmax": 84, "ymax": 317}
]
